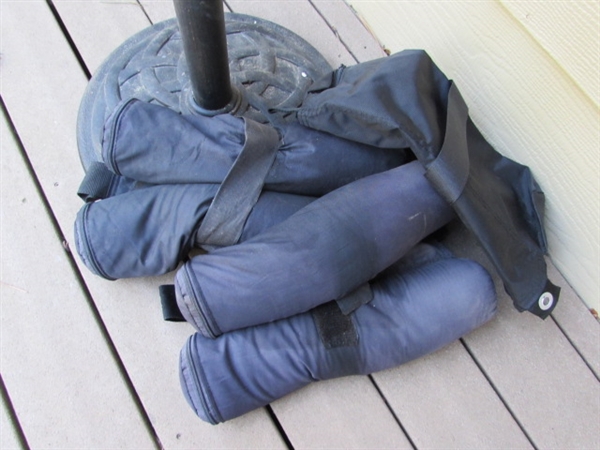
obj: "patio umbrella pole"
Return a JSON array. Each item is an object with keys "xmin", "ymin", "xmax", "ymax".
[{"xmin": 173, "ymin": 0, "xmax": 241, "ymax": 115}]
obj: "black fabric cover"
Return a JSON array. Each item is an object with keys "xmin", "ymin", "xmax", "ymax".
[
  {"xmin": 74, "ymin": 96, "xmax": 411, "ymax": 279},
  {"xmin": 179, "ymin": 245, "xmax": 497, "ymax": 424},
  {"xmin": 175, "ymin": 161, "xmax": 455, "ymax": 338},
  {"xmin": 296, "ymin": 50, "xmax": 559, "ymax": 318}
]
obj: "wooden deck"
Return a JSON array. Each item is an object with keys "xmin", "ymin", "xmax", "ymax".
[{"xmin": 1, "ymin": 1, "xmax": 598, "ymax": 448}]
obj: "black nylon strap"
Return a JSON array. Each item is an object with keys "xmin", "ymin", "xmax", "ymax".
[
  {"xmin": 159, "ymin": 285, "xmax": 186, "ymax": 322},
  {"xmin": 77, "ymin": 162, "xmax": 117, "ymax": 203},
  {"xmin": 196, "ymin": 119, "xmax": 281, "ymax": 248},
  {"xmin": 311, "ymin": 301, "xmax": 359, "ymax": 349},
  {"xmin": 336, "ymin": 283, "xmax": 373, "ymax": 315},
  {"xmin": 425, "ymin": 82, "xmax": 470, "ymax": 204}
]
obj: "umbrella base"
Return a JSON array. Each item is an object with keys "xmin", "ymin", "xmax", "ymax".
[{"xmin": 77, "ymin": 14, "xmax": 332, "ymax": 170}]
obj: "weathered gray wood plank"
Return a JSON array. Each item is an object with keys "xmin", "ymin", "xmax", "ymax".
[
  {"xmin": 0, "ymin": 111, "xmax": 157, "ymax": 447},
  {"xmin": 309, "ymin": 0, "xmax": 387, "ymax": 62},
  {"xmin": 0, "ymin": 393, "xmax": 24, "ymax": 450},
  {"xmin": 448, "ymin": 225, "xmax": 600, "ymax": 449},
  {"xmin": 1, "ymin": 2, "xmax": 287, "ymax": 448},
  {"xmin": 271, "ymin": 376, "xmax": 413, "ymax": 449},
  {"xmin": 374, "ymin": 342, "xmax": 533, "ymax": 449},
  {"xmin": 139, "ymin": 0, "xmax": 176, "ymax": 24},
  {"xmin": 52, "ymin": 0, "xmax": 151, "ymax": 74},
  {"xmin": 464, "ymin": 289, "xmax": 600, "ymax": 449},
  {"xmin": 548, "ymin": 263, "xmax": 600, "ymax": 378},
  {"xmin": 227, "ymin": 0, "xmax": 355, "ymax": 68}
]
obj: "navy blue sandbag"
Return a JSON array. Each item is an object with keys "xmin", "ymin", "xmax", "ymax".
[
  {"xmin": 179, "ymin": 246, "xmax": 497, "ymax": 424},
  {"xmin": 296, "ymin": 50, "xmax": 559, "ymax": 318},
  {"xmin": 102, "ymin": 99, "xmax": 409, "ymax": 196},
  {"xmin": 74, "ymin": 184, "xmax": 315, "ymax": 280},
  {"xmin": 175, "ymin": 161, "xmax": 455, "ymax": 338}
]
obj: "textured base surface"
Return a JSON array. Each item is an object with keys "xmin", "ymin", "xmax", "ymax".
[{"xmin": 77, "ymin": 14, "xmax": 331, "ymax": 169}]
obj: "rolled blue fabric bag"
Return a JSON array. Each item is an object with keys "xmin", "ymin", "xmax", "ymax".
[
  {"xmin": 74, "ymin": 184, "xmax": 315, "ymax": 280},
  {"xmin": 175, "ymin": 161, "xmax": 455, "ymax": 338},
  {"xmin": 102, "ymin": 99, "xmax": 409, "ymax": 196},
  {"xmin": 179, "ymin": 246, "xmax": 497, "ymax": 424},
  {"xmin": 74, "ymin": 97, "xmax": 410, "ymax": 280}
]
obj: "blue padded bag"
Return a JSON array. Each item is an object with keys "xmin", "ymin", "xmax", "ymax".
[
  {"xmin": 102, "ymin": 98, "xmax": 410, "ymax": 196},
  {"xmin": 179, "ymin": 244, "xmax": 497, "ymax": 424},
  {"xmin": 75, "ymin": 185, "xmax": 315, "ymax": 280},
  {"xmin": 74, "ymin": 98, "xmax": 409, "ymax": 280},
  {"xmin": 175, "ymin": 161, "xmax": 455, "ymax": 338}
]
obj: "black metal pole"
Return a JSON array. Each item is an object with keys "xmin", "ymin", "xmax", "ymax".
[{"xmin": 173, "ymin": 0, "xmax": 239, "ymax": 114}]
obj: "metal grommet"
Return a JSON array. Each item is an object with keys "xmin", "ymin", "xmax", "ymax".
[{"xmin": 538, "ymin": 292, "xmax": 554, "ymax": 311}]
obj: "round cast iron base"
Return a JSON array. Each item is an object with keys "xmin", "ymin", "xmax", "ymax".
[{"xmin": 77, "ymin": 14, "xmax": 332, "ymax": 170}]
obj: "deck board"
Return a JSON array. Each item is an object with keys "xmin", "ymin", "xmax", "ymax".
[
  {"xmin": 0, "ymin": 391, "xmax": 24, "ymax": 450},
  {"xmin": 309, "ymin": 0, "xmax": 387, "ymax": 62},
  {"xmin": 0, "ymin": 0, "xmax": 598, "ymax": 448},
  {"xmin": 548, "ymin": 263, "xmax": 600, "ymax": 378},
  {"xmin": 271, "ymin": 376, "xmax": 413, "ymax": 449},
  {"xmin": 52, "ymin": 0, "xmax": 151, "ymax": 74},
  {"xmin": 0, "ymin": 110, "xmax": 156, "ymax": 447},
  {"xmin": 374, "ymin": 342, "xmax": 533, "ymax": 449},
  {"xmin": 463, "ymin": 296, "xmax": 600, "ymax": 449},
  {"xmin": 139, "ymin": 0, "xmax": 176, "ymax": 24},
  {"xmin": 448, "ymin": 226, "xmax": 600, "ymax": 449}
]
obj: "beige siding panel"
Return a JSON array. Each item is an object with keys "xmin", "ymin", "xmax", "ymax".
[
  {"xmin": 0, "ymin": 114, "xmax": 156, "ymax": 447},
  {"xmin": 500, "ymin": 0, "xmax": 600, "ymax": 106},
  {"xmin": 348, "ymin": 0, "xmax": 600, "ymax": 311},
  {"xmin": 1, "ymin": 2, "xmax": 286, "ymax": 447}
]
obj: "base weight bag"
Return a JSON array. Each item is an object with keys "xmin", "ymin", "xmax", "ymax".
[
  {"xmin": 103, "ymin": 99, "xmax": 409, "ymax": 197},
  {"xmin": 75, "ymin": 97, "xmax": 410, "ymax": 280},
  {"xmin": 175, "ymin": 161, "xmax": 455, "ymax": 338},
  {"xmin": 179, "ymin": 247, "xmax": 497, "ymax": 424},
  {"xmin": 75, "ymin": 185, "xmax": 315, "ymax": 279}
]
